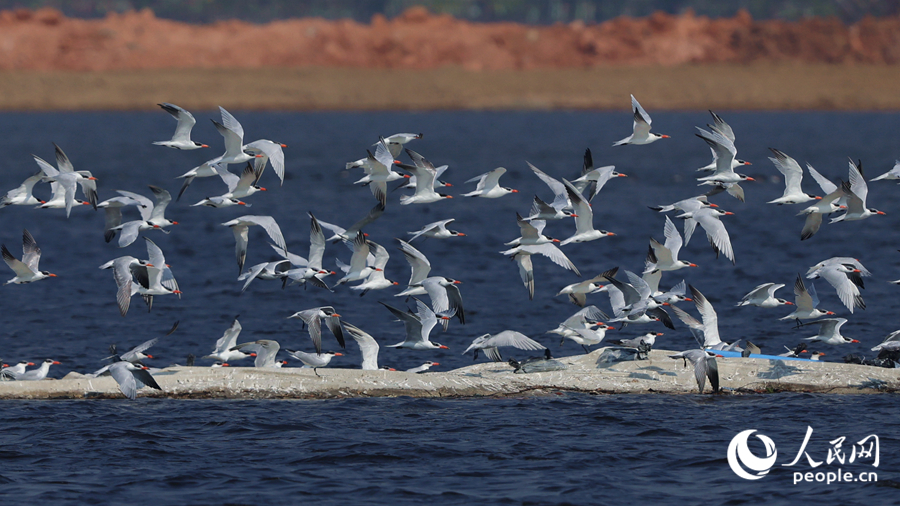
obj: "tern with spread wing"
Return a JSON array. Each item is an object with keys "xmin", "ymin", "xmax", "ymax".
[
  {"xmin": 288, "ymin": 307, "xmax": 345, "ymax": 355},
  {"xmin": 462, "ymin": 167, "xmax": 517, "ymax": 198},
  {"xmin": 558, "ymin": 179, "xmax": 615, "ymax": 246},
  {"xmin": 153, "ymin": 103, "xmax": 208, "ymax": 150},
  {"xmin": 2, "ymin": 229, "xmax": 56, "ymax": 285},
  {"xmin": 463, "ymin": 331, "xmax": 546, "ymax": 362},
  {"xmin": 613, "ymin": 95, "xmax": 669, "ymax": 146},
  {"xmin": 221, "ymin": 215, "xmax": 286, "ymax": 274},
  {"xmin": 203, "ymin": 316, "xmax": 257, "ymax": 363},
  {"xmin": 381, "ymin": 299, "xmax": 452, "ymax": 350}
]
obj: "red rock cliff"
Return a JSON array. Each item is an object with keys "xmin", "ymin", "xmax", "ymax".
[{"xmin": 1, "ymin": 6, "xmax": 899, "ymax": 71}]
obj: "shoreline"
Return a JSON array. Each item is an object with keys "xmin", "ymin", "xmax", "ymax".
[
  {"xmin": 1, "ymin": 349, "xmax": 897, "ymax": 400},
  {"xmin": 1, "ymin": 64, "xmax": 900, "ymax": 112}
]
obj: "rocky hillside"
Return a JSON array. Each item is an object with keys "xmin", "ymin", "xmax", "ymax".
[{"xmin": 1, "ymin": 6, "xmax": 899, "ymax": 71}]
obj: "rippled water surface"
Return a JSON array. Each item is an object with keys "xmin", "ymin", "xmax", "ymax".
[
  {"xmin": 1, "ymin": 395, "xmax": 897, "ymax": 505},
  {"xmin": 0, "ymin": 110, "xmax": 899, "ymax": 503}
]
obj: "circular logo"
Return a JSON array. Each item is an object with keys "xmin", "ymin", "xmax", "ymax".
[{"xmin": 727, "ymin": 429, "xmax": 778, "ymax": 480}]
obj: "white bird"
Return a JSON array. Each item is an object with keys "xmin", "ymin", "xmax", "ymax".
[
  {"xmin": 279, "ymin": 213, "xmax": 334, "ymax": 291},
  {"xmin": 830, "ymin": 159, "xmax": 885, "ymax": 223},
  {"xmin": 422, "ymin": 276, "xmax": 466, "ymax": 326},
  {"xmin": 202, "ymin": 316, "xmax": 257, "ymax": 363},
  {"xmin": 669, "ymin": 349, "xmax": 719, "ymax": 393},
  {"xmin": 191, "ymin": 196, "xmax": 248, "ymax": 208},
  {"xmin": 525, "ymin": 194, "xmax": 577, "ymax": 221},
  {"xmin": 115, "ymin": 337, "xmax": 160, "ymax": 364},
  {"xmin": 98, "ymin": 194, "xmax": 148, "ymax": 243},
  {"xmin": 33, "ymin": 144, "xmax": 98, "ymax": 217},
  {"xmin": 570, "ymin": 149, "xmax": 628, "ymax": 203},
  {"xmin": 677, "ymin": 207, "xmax": 735, "ymax": 264},
  {"xmin": 395, "ymin": 163, "xmax": 451, "ymax": 191},
  {"xmin": 649, "ymin": 195, "xmax": 717, "ymax": 246},
  {"xmin": 871, "ymin": 330, "xmax": 900, "ymax": 353},
  {"xmin": 407, "ymin": 219, "xmax": 465, "ymax": 242},
  {"xmin": 695, "ymin": 128, "xmax": 754, "ymax": 185},
  {"xmin": 2, "ymin": 229, "xmax": 56, "ymax": 285},
  {"xmin": 153, "ymin": 103, "xmax": 208, "ymax": 150},
  {"xmin": 238, "ymin": 259, "xmax": 292, "ymax": 293},
  {"xmin": 175, "ymin": 107, "xmax": 264, "ymax": 200},
  {"xmin": 670, "ymin": 285, "xmax": 739, "ymax": 351},
  {"xmin": 406, "ymin": 361, "xmax": 439, "ymax": 373},
  {"xmin": 766, "ymin": 149, "xmax": 820, "ymax": 205},
  {"xmin": 804, "ymin": 318, "xmax": 859, "ymax": 345},
  {"xmin": 1, "ymin": 172, "xmax": 45, "ymax": 208},
  {"xmin": 350, "ymin": 241, "xmax": 399, "ymax": 296},
  {"xmin": 696, "ymin": 111, "xmax": 751, "ymax": 172},
  {"xmin": 610, "ymin": 332, "xmax": 663, "ymax": 349},
  {"xmin": 647, "ymin": 277, "xmax": 692, "ymax": 305},
  {"xmin": 806, "ymin": 257, "xmax": 869, "ymax": 313},
  {"xmin": 352, "ymin": 137, "xmax": 401, "ymax": 202},
  {"xmin": 398, "ymin": 150, "xmax": 453, "ymax": 204},
  {"xmin": 318, "ymin": 201, "xmax": 385, "ymax": 244},
  {"xmin": 0, "ymin": 361, "xmax": 34, "ymax": 380},
  {"xmin": 463, "ymin": 331, "xmax": 546, "ymax": 362},
  {"xmin": 287, "ymin": 307, "xmax": 345, "ymax": 355},
  {"xmin": 213, "ymin": 107, "xmax": 263, "ymax": 166},
  {"xmin": 176, "ymin": 160, "xmax": 220, "ymax": 201},
  {"xmin": 602, "ymin": 270, "xmax": 674, "ymax": 329},
  {"xmin": 613, "ymin": 95, "xmax": 670, "ymax": 146},
  {"xmin": 558, "ymin": 179, "xmax": 615, "ymax": 246},
  {"xmin": 505, "ymin": 214, "xmax": 561, "ymax": 247},
  {"xmin": 100, "ymin": 238, "xmax": 181, "ymax": 315},
  {"xmin": 334, "ymin": 232, "xmax": 379, "ymax": 287},
  {"xmin": 381, "ymin": 299, "xmax": 452, "ymax": 350},
  {"xmin": 737, "ymin": 283, "xmax": 794, "ymax": 308},
  {"xmin": 870, "ymin": 159, "xmax": 900, "ymax": 182},
  {"xmin": 93, "ymin": 361, "xmax": 163, "ymax": 399},
  {"xmin": 243, "ymin": 139, "xmax": 287, "ymax": 186},
  {"xmin": 213, "ymin": 162, "xmax": 266, "ymax": 200},
  {"xmin": 556, "ymin": 269, "xmax": 612, "ymax": 307},
  {"xmin": 645, "ymin": 216, "xmax": 697, "ymax": 273},
  {"xmin": 548, "ymin": 305, "xmax": 609, "ymax": 350},
  {"xmin": 99, "ymin": 256, "xmax": 153, "ymax": 316},
  {"xmin": 797, "ymin": 163, "xmax": 848, "ymax": 241},
  {"xmin": 108, "ymin": 185, "xmax": 178, "ymax": 247},
  {"xmin": 342, "ymin": 322, "xmax": 382, "ymax": 371},
  {"xmin": 525, "ymin": 162, "xmax": 573, "ymax": 216},
  {"xmin": 231, "ymin": 339, "xmax": 282, "ymax": 368},
  {"xmin": 15, "ymin": 358, "xmax": 60, "ymax": 381},
  {"xmin": 500, "ymin": 242, "xmax": 580, "ymax": 300},
  {"xmin": 395, "ymin": 239, "xmax": 432, "ymax": 298},
  {"xmin": 462, "ymin": 167, "xmax": 518, "ymax": 198},
  {"xmin": 381, "ymin": 132, "xmax": 423, "ymax": 157},
  {"xmin": 221, "ymin": 215, "xmax": 286, "ymax": 274},
  {"xmin": 285, "ymin": 349, "xmax": 343, "ymax": 375}
]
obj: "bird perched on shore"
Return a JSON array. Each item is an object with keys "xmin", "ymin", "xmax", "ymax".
[{"xmin": 285, "ymin": 349, "xmax": 343, "ymax": 376}]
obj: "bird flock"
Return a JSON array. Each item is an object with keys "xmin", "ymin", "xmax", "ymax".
[{"xmin": 2, "ymin": 96, "xmax": 900, "ymax": 398}]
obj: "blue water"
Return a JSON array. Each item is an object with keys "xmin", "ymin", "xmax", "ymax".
[
  {"xmin": 0, "ymin": 395, "xmax": 896, "ymax": 505},
  {"xmin": 1, "ymin": 110, "xmax": 899, "ymax": 503}
]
